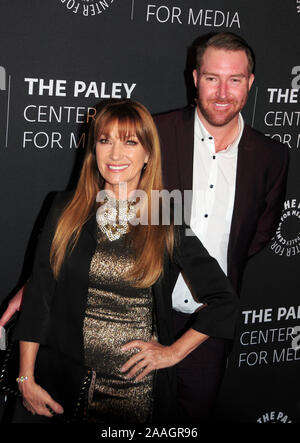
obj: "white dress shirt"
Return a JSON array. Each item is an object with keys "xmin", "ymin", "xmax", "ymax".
[{"xmin": 172, "ymin": 110, "xmax": 244, "ymax": 313}]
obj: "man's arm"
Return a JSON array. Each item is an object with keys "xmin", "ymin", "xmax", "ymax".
[{"xmin": 248, "ymin": 144, "xmax": 289, "ymax": 257}]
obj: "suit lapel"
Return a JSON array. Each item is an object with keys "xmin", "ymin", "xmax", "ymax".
[
  {"xmin": 176, "ymin": 107, "xmax": 195, "ymax": 192},
  {"xmin": 228, "ymin": 125, "xmax": 255, "ymax": 261},
  {"xmin": 175, "ymin": 107, "xmax": 195, "ymax": 224}
]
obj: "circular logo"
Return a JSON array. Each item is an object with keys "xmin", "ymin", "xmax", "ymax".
[
  {"xmin": 59, "ymin": 0, "xmax": 116, "ymax": 18},
  {"xmin": 257, "ymin": 411, "xmax": 292, "ymax": 423},
  {"xmin": 270, "ymin": 199, "xmax": 300, "ymax": 257}
]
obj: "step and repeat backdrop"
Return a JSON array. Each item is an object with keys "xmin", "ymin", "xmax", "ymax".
[{"xmin": 0, "ymin": 0, "xmax": 299, "ymax": 423}]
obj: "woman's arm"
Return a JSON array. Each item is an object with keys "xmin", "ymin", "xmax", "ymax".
[
  {"xmin": 172, "ymin": 225, "xmax": 240, "ymax": 339},
  {"xmin": 120, "ymin": 329, "xmax": 208, "ymax": 381},
  {"xmin": 13, "ymin": 193, "xmax": 70, "ymax": 344},
  {"xmin": 17, "ymin": 341, "xmax": 64, "ymax": 417},
  {"xmin": 10, "ymin": 194, "xmax": 72, "ymax": 416},
  {"xmin": 121, "ymin": 223, "xmax": 239, "ymax": 381}
]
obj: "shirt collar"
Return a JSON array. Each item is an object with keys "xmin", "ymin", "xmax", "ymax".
[{"xmin": 194, "ymin": 110, "xmax": 244, "ymax": 154}]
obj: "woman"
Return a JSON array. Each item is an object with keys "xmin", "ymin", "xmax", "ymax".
[{"xmin": 12, "ymin": 99, "xmax": 238, "ymax": 423}]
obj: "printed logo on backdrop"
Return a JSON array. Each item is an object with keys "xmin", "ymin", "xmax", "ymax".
[
  {"xmin": 136, "ymin": 2, "xmax": 240, "ymax": 28},
  {"xmin": 297, "ymin": 0, "xmax": 300, "ymax": 13},
  {"xmin": 270, "ymin": 199, "xmax": 300, "ymax": 257},
  {"xmin": 257, "ymin": 411, "xmax": 292, "ymax": 423},
  {"xmin": 59, "ymin": 0, "xmax": 116, "ymax": 17},
  {"xmin": 22, "ymin": 77, "xmax": 136, "ymax": 150},
  {"xmin": 0, "ymin": 67, "xmax": 5, "ymax": 91},
  {"xmin": 0, "ymin": 66, "xmax": 10, "ymax": 148},
  {"xmin": 238, "ymin": 306, "xmax": 300, "ymax": 369},
  {"xmin": 0, "ymin": 67, "xmax": 6, "ymax": 138},
  {"xmin": 264, "ymin": 66, "xmax": 300, "ymax": 149}
]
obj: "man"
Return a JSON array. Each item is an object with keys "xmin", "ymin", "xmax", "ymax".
[
  {"xmin": 154, "ymin": 32, "xmax": 289, "ymax": 422},
  {"xmin": 1, "ymin": 32, "xmax": 289, "ymax": 423}
]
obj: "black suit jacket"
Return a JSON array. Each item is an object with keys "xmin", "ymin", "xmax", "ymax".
[
  {"xmin": 154, "ymin": 106, "xmax": 289, "ymax": 293},
  {"xmin": 13, "ymin": 191, "xmax": 238, "ymax": 422}
]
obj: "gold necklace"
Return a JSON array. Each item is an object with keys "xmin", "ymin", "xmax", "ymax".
[{"xmin": 96, "ymin": 195, "xmax": 136, "ymax": 241}]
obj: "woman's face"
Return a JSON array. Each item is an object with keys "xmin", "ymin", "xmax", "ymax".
[{"xmin": 95, "ymin": 122, "xmax": 149, "ymax": 199}]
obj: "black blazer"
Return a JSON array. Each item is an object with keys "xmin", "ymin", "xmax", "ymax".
[
  {"xmin": 13, "ymin": 191, "xmax": 238, "ymax": 422},
  {"xmin": 154, "ymin": 106, "xmax": 289, "ymax": 293}
]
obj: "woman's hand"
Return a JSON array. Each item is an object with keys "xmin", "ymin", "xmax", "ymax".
[
  {"xmin": 18, "ymin": 377, "xmax": 64, "ymax": 417},
  {"xmin": 18, "ymin": 341, "xmax": 63, "ymax": 418},
  {"xmin": 121, "ymin": 329, "xmax": 209, "ymax": 382},
  {"xmin": 120, "ymin": 339, "xmax": 180, "ymax": 382}
]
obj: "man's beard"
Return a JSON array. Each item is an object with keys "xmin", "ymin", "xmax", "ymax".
[{"xmin": 196, "ymin": 95, "xmax": 248, "ymax": 127}]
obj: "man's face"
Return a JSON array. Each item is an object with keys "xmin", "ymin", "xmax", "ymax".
[{"xmin": 193, "ymin": 47, "xmax": 254, "ymax": 128}]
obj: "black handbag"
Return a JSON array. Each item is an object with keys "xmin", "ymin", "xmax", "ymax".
[{"xmin": 0, "ymin": 340, "xmax": 96, "ymax": 423}]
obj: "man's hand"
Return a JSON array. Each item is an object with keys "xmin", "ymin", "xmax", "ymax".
[{"xmin": 0, "ymin": 286, "xmax": 24, "ymax": 327}]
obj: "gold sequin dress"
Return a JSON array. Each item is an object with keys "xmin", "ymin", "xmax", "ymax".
[{"xmin": 83, "ymin": 225, "xmax": 154, "ymax": 423}]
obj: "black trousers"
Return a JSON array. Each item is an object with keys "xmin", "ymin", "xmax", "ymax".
[{"xmin": 173, "ymin": 310, "xmax": 227, "ymax": 423}]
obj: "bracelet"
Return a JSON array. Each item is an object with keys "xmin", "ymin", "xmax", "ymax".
[{"xmin": 16, "ymin": 376, "xmax": 29, "ymax": 384}]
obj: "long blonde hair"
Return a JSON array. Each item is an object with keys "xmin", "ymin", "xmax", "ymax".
[{"xmin": 50, "ymin": 99, "xmax": 174, "ymax": 287}]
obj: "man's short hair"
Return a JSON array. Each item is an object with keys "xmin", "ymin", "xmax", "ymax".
[{"xmin": 194, "ymin": 32, "xmax": 255, "ymax": 74}]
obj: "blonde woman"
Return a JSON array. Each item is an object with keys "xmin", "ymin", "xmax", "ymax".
[{"xmin": 12, "ymin": 99, "xmax": 238, "ymax": 423}]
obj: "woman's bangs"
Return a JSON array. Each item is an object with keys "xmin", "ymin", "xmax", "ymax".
[
  {"xmin": 95, "ymin": 107, "xmax": 145, "ymax": 142},
  {"xmin": 115, "ymin": 116, "xmax": 143, "ymax": 143}
]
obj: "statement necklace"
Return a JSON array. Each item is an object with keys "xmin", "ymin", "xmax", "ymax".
[{"xmin": 96, "ymin": 194, "xmax": 136, "ymax": 241}]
